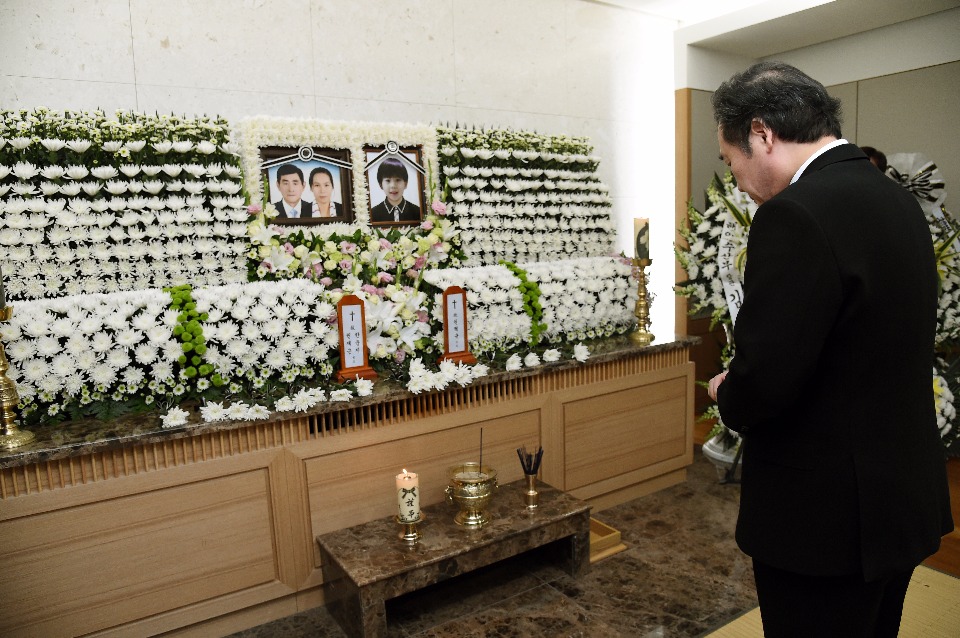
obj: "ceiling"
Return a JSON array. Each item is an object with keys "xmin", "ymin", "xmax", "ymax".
[{"xmin": 598, "ymin": 0, "xmax": 960, "ymax": 58}]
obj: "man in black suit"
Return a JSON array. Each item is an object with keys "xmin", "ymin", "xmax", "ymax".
[
  {"xmin": 707, "ymin": 62, "xmax": 952, "ymax": 637},
  {"xmin": 271, "ymin": 163, "xmax": 312, "ymax": 219}
]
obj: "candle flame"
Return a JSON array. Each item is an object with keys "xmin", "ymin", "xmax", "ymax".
[{"xmin": 402, "ymin": 468, "xmax": 408, "ymax": 476}]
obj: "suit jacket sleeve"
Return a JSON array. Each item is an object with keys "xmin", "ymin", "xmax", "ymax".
[{"xmin": 717, "ymin": 199, "xmax": 843, "ymax": 434}]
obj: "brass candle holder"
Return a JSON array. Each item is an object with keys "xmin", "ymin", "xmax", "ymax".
[
  {"xmin": 0, "ymin": 305, "xmax": 33, "ymax": 450},
  {"xmin": 396, "ymin": 514, "xmax": 423, "ymax": 544},
  {"xmin": 630, "ymin": 258, "xmax": 654, "ymax": 346}
]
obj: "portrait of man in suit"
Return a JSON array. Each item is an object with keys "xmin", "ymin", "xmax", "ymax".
[{"xmin": 271, "ymin": 163, "xmax": 312, "ymax": 219}]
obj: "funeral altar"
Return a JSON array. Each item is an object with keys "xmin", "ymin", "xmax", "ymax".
[{"xmin": 0, "ymin": 109, "xmax": 695, "ymax": 637}]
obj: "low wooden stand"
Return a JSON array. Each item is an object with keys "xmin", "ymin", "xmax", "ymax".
[{"xmin": 317, "ymin": 480, "xmax": 591, "ymax": 638}]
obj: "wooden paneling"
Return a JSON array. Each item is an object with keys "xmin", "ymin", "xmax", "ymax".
[
  {"xmin": 0, "ymin": 469, "xmax": 280, "ymax": 637},
  {"xmin": 564, "ymin": 377, "xmax": 688, "ymax": 490},
  {"xmin": 0, "ymin": 346, "xmax": 696, "ymax": 636}
]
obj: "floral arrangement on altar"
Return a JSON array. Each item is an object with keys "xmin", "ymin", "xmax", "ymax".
[
  {"xmin": 677, "ymin": 162, "xmax": 960, "ymax": 451},
  {"xmin": 0, "ymin": 108, "xmax": 248, "ymax": 300},
  {"xmin": 436, "ymin": 126, "xmax": 617, "ymax": 266},
  {"xmin": 0, "ymin": 109, "xmax": 640, "ymax": 432}
]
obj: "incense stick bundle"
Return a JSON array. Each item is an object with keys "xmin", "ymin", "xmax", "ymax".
[{"xmin": 516, "ymin": 445, "xmax": 543, "ymax": 475}]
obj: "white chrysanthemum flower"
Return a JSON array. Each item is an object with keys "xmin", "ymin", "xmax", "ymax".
[
  {"xmin": 134, "ymin": 343, "xmax": 159, "ymax": 365},
  {"xmin": 543, "ymin": 349, "xmax": 561, "ymax": 362},
  {"xmin": 123, "ymin": 367, "xmax": 145, "ymax": 387},
  {"xmin": 354, "ymin": 378, "xmax": 374, "ymax": 396},
  {"xmin": 227, "ymin": 402, "xmax": 250, "ymax": 420},
  {"xmin": 505, "ymin": 354, "xmax": 523, "ymax": 371},
  {"xmin": 573, "ymin": 343, "xmax": 590, "ymax": 362},
  {"xmin": 90, "ymin": 364, "xmax": 117, "ymax": 386},
  {"xmin": 65, "ymin": 139, "xmax": 92, "ymax": 153},
  {"xmin": 161, "ymin": 406, "xmax": 190, "ymax": 428},
  {"xmin": 21, "ymin": 359, "xmax": 48, "ymax": 382},
  {"xmin": 50, "ymin": 353, "xmax": 76, "ymax": 378},
  {"xmin": 247, "ymin": 404, "xmax": 271, "ymax": 420},
  {"xmin": 106, "ymin": 350, "xmax": 131, "ymax": 371},
  {"xmin": 274, "ymin": 396, "xmax": 296, "ymax": 412},
  {"xmin": 330, "ymin": 388, "xmax": 353, "ymax": 402},
  {"xmin": 200, "ymin": 402, "xmax": 227, "ymax": 423}
]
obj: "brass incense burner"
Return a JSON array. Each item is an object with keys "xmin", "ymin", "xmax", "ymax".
[{"xmin": 445, "ymin": 462, "xmax": 498, "ymax": 529}]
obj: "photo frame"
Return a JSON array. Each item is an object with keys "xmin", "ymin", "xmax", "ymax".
[
  {"xmin": 365, "ymin": 142, "xmax": 426, "ymax": 227},
  {"xmin": 260, "ymin": 146, "xmax": 354, "ymax": 225}
]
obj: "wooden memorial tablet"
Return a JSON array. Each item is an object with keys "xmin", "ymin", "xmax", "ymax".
[
  {"xmin": 336, "ymin": 294, "xmax": 378, "ymax": 382},
  {"xmin": 439, "ymin": 286, "xmax": 476, "ymax": 365}
]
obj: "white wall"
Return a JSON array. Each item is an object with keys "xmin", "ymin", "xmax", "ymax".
[
  {"xmin": 769, "ymin": 8, "xmax": 960, "ymax": 86},
  {"xmin": 0, "ymin": 0, "xmax": 679, "ymax": 341}
]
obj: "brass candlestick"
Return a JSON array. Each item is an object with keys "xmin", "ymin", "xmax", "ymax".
[
  {"xmin": 396, "ymin": 514, "xmax": 422, "ymax": 544},
  {"xmin": 630, "ymin": 258, "xmax": 654, "ymax": 346},
  {"xmin": 0, "ymin": 306, "xmax": 33, "ymax": 450}
]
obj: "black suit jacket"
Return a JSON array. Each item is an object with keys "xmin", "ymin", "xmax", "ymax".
[
  {"xmin": 370, "ymin": 198, "xmax": 421, "ymax": 224},
  {"xmin": 717, "ymin": 144, "xmax": 953, "ymax": 581},
  {"xmin": 272, "ymin": 200, "xmax": 312, "ymax": 219}
]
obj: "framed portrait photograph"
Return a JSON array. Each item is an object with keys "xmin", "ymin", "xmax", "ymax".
[
  {"xmin": 365, "ymin": 142, "xmax": 426, "ymax": 227},
  {"xmin": 260, "ymin": 146, "xmax": 353, "ymax": 225}
]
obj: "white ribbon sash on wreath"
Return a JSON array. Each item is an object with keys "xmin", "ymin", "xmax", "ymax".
[
  {"xmin": 887, "ymin": 152, "xmax": 956, "ymax": 254},
  {"xmin": 886, "ymin": 152, "xmax": 947, "ymax": 215},
  {"xmin": 717, "ymin": 217, "xmax": 746, "ymax": 326}
]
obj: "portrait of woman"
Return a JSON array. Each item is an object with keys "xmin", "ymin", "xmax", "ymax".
[{"xmin": 308, "ymin": 166, "xmax": 343, "ymax": 218}]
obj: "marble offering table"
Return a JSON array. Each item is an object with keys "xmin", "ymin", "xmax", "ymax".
[
  {"xmin": 318, "ymin": 480, "xmax": 590, "ymax": 638},
  {"xmin": 0, "ymin": 336, "xmax": 696, "ymax": 637}
]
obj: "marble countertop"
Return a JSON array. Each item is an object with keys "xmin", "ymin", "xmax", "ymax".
[{"xmin": 0, "ymin": 335, "xmax": 699, "ymax": 470}]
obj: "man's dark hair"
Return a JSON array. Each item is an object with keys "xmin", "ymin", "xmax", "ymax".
[
  {"xmin": 376, "ymin": 157, "xmax": 408, "ymax": 185},
  {"xmin": 712, "ymin": 61, "xmax": 843, "ymax": 155},
  {"xmin": 275, "ymin": 163, "xmax": 304, "ymax": 183}
]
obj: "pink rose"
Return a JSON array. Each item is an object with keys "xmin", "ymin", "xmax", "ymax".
[
  {"xmin": 339, "ymin": 259, "xmax": 353, "ymax": 271},
  {"xmin": 247, "ymin": 204, "xmax": 262, "ymax": 215},
  {"xmin": 284, "ymin": 242, "xmax": 295, "ymax": 254},
  {"xmin": 377, "ymin": 272, "xmax": 394, "ymax": 283},
  {"xmin": 420, "ymin": 220, "xmax": 434, "ymax": 231},
  {"xmin": 320, "ymin": 277, "xmax": 333, "ymax": 286},
  {"xmin": 414, "ymin": 255, "xmax": 427, "ymax": 269},
  {"xmin": 394, "ymin": 349, "xmax": 406, "ymax": 363},
  {"xmin": 431, "ymin": 201, "xmax": 447, "ymax": 215},
  {"xmin": 379, "ymin": 238, "xmax": 393, "ymax": 250},
  {"xmin": 340, "ymin": 241, "xmax": 358, "ymax": 255}
]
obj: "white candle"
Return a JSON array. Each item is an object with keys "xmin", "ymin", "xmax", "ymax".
[
  {"xmin": 634, "ymin": 218, "xmax": 650, "ymax": 260},
  {"xmin": 396, "ymin": 469, "xmax": 420, "ymax": 522}
]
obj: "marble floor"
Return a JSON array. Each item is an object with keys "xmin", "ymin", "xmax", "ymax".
[{"xmin": 227, "ymin": 450, "xmax": 757, "ymax": 638}]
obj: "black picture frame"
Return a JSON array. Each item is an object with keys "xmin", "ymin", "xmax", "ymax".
[
  {"xmin": 260, "ymin": 146, "xmax": 353, "ymax": 225},
  {"xmin": 365, "ymin": 144, "xmax": 426, "ymax": 227}
]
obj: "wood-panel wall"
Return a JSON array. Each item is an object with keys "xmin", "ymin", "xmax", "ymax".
[{"xmin": 0, "ymin": 348, "xmax": 694, "ymax": 637}]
